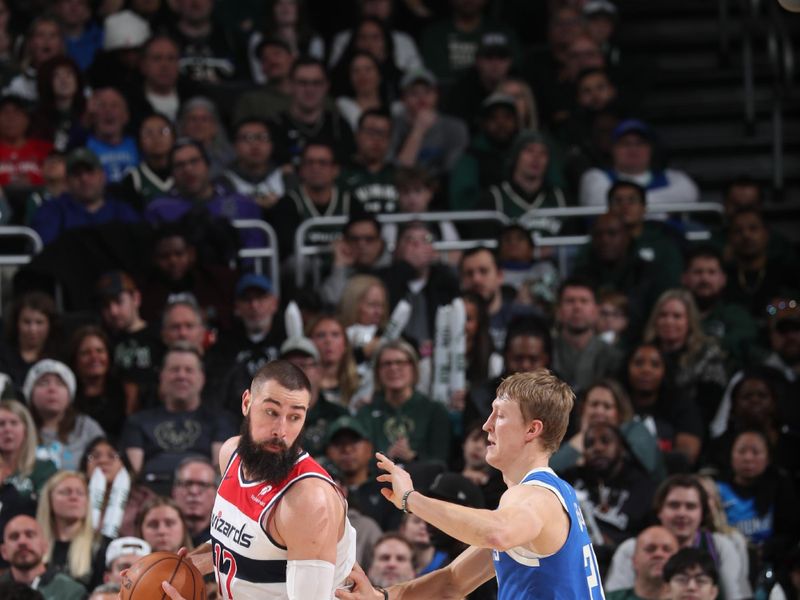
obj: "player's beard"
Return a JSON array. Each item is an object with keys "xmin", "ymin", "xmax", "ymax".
[{"xmin": 237, "ymin": 414, "xmax": 303, "ymax": 485}]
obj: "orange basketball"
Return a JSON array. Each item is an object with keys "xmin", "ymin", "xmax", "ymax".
[{"xmin": 120, "ymin": 551, "xmax": 207, "ymax": 600}]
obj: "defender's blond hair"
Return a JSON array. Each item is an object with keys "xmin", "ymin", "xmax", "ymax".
[{"xmin": 496, "ymin": 369, "xmax": 574, "ymax": 454}]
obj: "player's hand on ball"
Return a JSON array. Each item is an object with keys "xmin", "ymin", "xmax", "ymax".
[
  {"xmin": 161, "ymin": 581, "xmax": 188, "ymax": 600},
  {"xmin": 375, "ymin": 452, "xmax": 414, "ymax": 510}
]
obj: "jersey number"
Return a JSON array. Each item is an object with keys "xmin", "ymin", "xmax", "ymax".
[
  {"xmin": 583, "ymin": 544, "xmax": 605, "ymax": 600},
  {"xmin": 213, "ymin": 542, "xmax": 237, "ymax": 600}
]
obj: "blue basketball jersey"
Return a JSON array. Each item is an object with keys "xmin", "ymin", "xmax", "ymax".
[{"xmin": 492, "ymin": 468, "xmax": 606, "ymax": 600}]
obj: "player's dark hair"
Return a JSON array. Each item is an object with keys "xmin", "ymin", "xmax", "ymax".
[{"xmin": 251, "ymin": 360, "xmax": 311, "ymax": 395}]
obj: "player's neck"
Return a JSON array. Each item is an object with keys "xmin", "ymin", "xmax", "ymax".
[{"xmin": 502, "ymin": 451, "xmax": 551, "ymax": 487}]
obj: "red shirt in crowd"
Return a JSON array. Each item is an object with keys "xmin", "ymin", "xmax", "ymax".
[{"xmin": 0, "ymin": 139, "xmax": 54, "ymax": 187}]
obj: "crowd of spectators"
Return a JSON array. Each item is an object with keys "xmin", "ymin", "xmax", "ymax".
[{"xmin": 0, "ymin": 1, "xmax": 799, "ymax": 599}]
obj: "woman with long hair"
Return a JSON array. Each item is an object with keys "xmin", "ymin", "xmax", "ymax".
[
  {"xmin": 643, "ymin": 289, "xmax": 728, "ymax": 426},
  {"xmin": 497, "ymin": 78, "xmax": 540, "ymax": 131},
  {"xmin": 338, "ymin": 274, "xmax": 389, "ymax": 365},
  {"xmin": 335, "ymin": 50, "xmax": 391, "ymax": 131},
  {"xmin": 36, "ymin": 471, "xmax": 102, "ymax": 586},
  {"xmin": 136, "ymin": 496, "xmax": 194, "ymax": 554},
  {"xmin": 0, "ymin": 291, "xmax": 61, "ymax": 387},
  {"xmin": 551, "ymin": 378, "xmax": 665, "ymax": 481},
  {"xmin": 461, "ymin": 292, "xmax": 502, "ymax": 386},
  {"xmin": 0, "ymin": 399, "xmax": 57, "ymax": 532},
  {"xmin": 308, "ymin": 314, "xmax": 361, "ymax": 409},
  {"xmin": 25, "ymin": 359, "xmax": 104, "ymax": 470},
  {"xmin": 30, "ymin": 55, "xmax": 87, "ymax": 150},
  {"xmin": 68, "ymin": 325, "xmax": 136, "ymax": 440},
  {"xmin": 79, "ymin": 437, "xmax": 131, "ymax": 541},
  {"xmin": 623, "ymin": 342, "xmax": 703, "ymax": 467}
]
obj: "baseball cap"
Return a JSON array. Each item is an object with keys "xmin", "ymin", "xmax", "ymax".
[
  {"xmin": 583, "ymin": 0, "xmax": 618, "ymax": 17},
  {"xmin": 768, "ymin": 298, "xmax": 800, "ymax": 332},
  {"xmin": 103, "ymin": 10, "xmax": 151, "ymax": 51},
  {"xmin": 324, "ymin": 416, "xmax": 369, "ymax": 448},
  {"xmin": 235, "ymin": 273, "xmax": 273, "ymax": 297},
  {"xmin": 0, "ymin": 93, "xmax": 31, "ymax": 112},
  {"xmin": 611, "ymin": 119, "xmax": 653, "ymax": 143},
  {"xmin": 105, "ymin": 537, "xmax": 151, "ymax": 568},
  {"xmin": 428, "ymin": 472, "xmax": 485, "ymax": 508},
  {"xmin": 280, "ymin": 336, "xmax": 320, "ymax": 361},
  {"xmin": 66, "ymin": 147, "xmax": 102, "ymax": 174},
  {"xmin": 477, "ymin": 32, "xmax": 512, "ymax": 58},
  {"xmin": 401, "ymin": 67, "xmax": 437, "ymax": 91},
  {"xmin": 95, "ymin": 270, "xmax": 137, "ymax": 301},
  {"xmin": 481, "ymin": 92, "xmax": 517, "ymax": 115}
]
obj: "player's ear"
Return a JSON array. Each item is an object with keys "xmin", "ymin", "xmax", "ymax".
[
  {"xmin": 242, "ymin": 388, "xmax": 252, "ymax": 416},
  {"xmin": 525, "ymin": 419, "xmax": 544, "ymax": 442}
]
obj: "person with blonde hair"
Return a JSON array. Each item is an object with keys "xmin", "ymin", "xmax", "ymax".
[
  {"xmin": 36, "ymin": 471, "xmax": 102, "ymax": 586},
  {"xmin": 308, "ymin": 315, "xmax": 362, "ymax": 409},
  {"xmin": 340, "ymin": 369, "xmax": 607, "ymax": 600},
  {"xmin": 338, "ymin": 275, "xmax": 389, "ymax": 364},
  {"xmin": 0, "ymin": 399, "xmax": 57, "ymax": 534},
  {"xmin": 355, "ymin": 339, "xmax": 451, "ymax": 464},
  {"xmin": 497, "ymin": 78, "xmax": 539, "ymax": 131},
  {"xmin": 643, "ymin": 289, "xmax": 728, "ymax": 427}
]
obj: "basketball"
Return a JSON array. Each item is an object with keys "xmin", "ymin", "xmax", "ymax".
[{"xmin": 120, "ymin": 551, "xmax": 207, "ymax": 600}]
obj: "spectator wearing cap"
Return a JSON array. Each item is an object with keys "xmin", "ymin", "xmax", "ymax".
[
  {"xmin": 449, "ymin": 92, "xmax": 520, "ymax": 212},
  {"xmin": 579, "ymin": 118, "xmax": 700, "ymax": 209},
  {"xmin": 165, "ymin": 0, "xmax": 236, "ymax": 84},
  {"xmin": 24, "ymin": 358, "xmax": 104, "ymax": 470},
  {"xmin": 231, "ymin": 37, "xmax": 293, "ymax": 125},
  {"xmin": 482, "ymin": 130, "xmax": 568, "ymax": 238},
  {"xmin": 110, "ymin": 113, "xmax": 176, "ymax": 213},
  {"xmin": 340, "ymin": 108, "xmax": 399, "ymax": 215},
  {"xmin": 30, "ymin": 147, "xmax": 140, "ymax": 246},
  {"xmin": 420, "ymin": 0, "xmax": 519, "ymax": 84},
  {"xmin": 444, "ymin": 31, "xmax": 515, "ymax": 131},
  {"xmin": 328, "ymin": 0, "xmax": 423, "ymax": 77},
  {"xmin": 5, "ymin": 17, "xmax": 65, "ymax": 102},
  {"xmin": 138, "ymin": 224, "xmax": 238, "ymax": 333},
  {"xmin": 268, "ymin": 57, "xmax": 356, "ymax": 167},
  {"xmin": 0, "ymin": 93, "xmax": 53, "ymax": 191},
  {"xmin": 205, "ymin": 273, "xmax": 284, "ymax": 415},
  {"xmin": 145, "ymin": 139, "xmax": 266, "ymax": 251},
  {"xmin": 87, "ymin": 10, "xmax": 150, "ymax": 94},
  {"xmin": 102, "ymin": 536, "xmax": 150, "ymax": 585},
  {"xmin": 219, "ymin": 118, "xmax": 285, "ymax": 211},
  {"xmin": 583, "ymin": 0, "xmax": 621, "ymax": 67},
  {"xmin": 390, "ymin": 67, "xmax": 469, "ymax": 177},
  {"xmin": 761, "ymin": 296, "xmax": 800, "ymax": 382},
  {"xmin": 324, "ymin": 415, "xmax": 400, "ymax": 532},
  {"xmin": 281, "ymin": 336, "xmax": 347, "ymax": 457},
  {"xmin": 267, "ymin": 141, "xmax": 352, "ymax": 261},
  {"xmin": 78, "ymin": 87, "xmax": 139, "ymax": 183},
  {"xmin": 119, "ymin": 344, "xmax": 235, "ymax": 491},
  {"xmin": 53, "ymin": 0, "xmax": 102, "ymax": 72}
]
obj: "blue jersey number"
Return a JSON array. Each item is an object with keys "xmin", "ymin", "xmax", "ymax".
[{"xmin": 583, "ymin": 544, "xmax": 605, "ymax": 600}]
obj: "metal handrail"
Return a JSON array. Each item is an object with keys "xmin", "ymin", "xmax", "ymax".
[
  {"xmin": 523, "ymin": 202, "xmax": 724, "ymax": 219},
  {"xmin": 293, "ymin": 211, "xmax": 511, "ymax": 287},
  {"xmin": 232, "ymin": 219, "xmax": 281, "ymax": 298},
  {"xmin": 0, "ymin": 226, "xmax": 45, "ymax": 316}
]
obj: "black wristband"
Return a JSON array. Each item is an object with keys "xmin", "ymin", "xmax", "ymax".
[{"xmin": 375, "ymin": 586, "xmax": 389, "ymax": 599}]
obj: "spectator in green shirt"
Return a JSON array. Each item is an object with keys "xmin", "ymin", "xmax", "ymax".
[{"xmin": 356, "ymin": 339, "xmax": 451, "ymax": 465}]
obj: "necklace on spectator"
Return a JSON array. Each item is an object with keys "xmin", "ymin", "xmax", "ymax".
[{"xmin": 737, "ymin": 266, "xmax": 765, "ymax": 294}]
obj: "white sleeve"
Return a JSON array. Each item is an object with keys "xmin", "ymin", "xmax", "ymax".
[
  {"xmin": 713, "ymin": 533, "xmax": 752, "ymax": 600},
  {"xmin": 286, "ymin": 559, "xmax": 336, "ymax": 600},
  {"xmin": 579, "ymin": 169, "xmax": 612, "ymax": 207},
  {"xmin": 603, "ymin": 538, "xmax": 636, "ymax": 592}
]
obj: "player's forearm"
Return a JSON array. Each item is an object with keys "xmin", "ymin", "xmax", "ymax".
[
  {"xmin": 388, "ymin": 567, "xmax": 460, "ymax": 600},
  {"xmin": 404, "ymin": 492, "xmax": 507, "ymax": 549},
  {"xmin": 187, "ymin": 542, "xmax": 214, "ymax": 575}
]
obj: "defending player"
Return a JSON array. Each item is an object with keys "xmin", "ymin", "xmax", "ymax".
[
  {"xmin": 166, "ymin": 360, "xmax": 356, "ymax": 600},
  {"xmin": 337, "ymin": 369, "xmax": 605, "ymax": 600}
]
